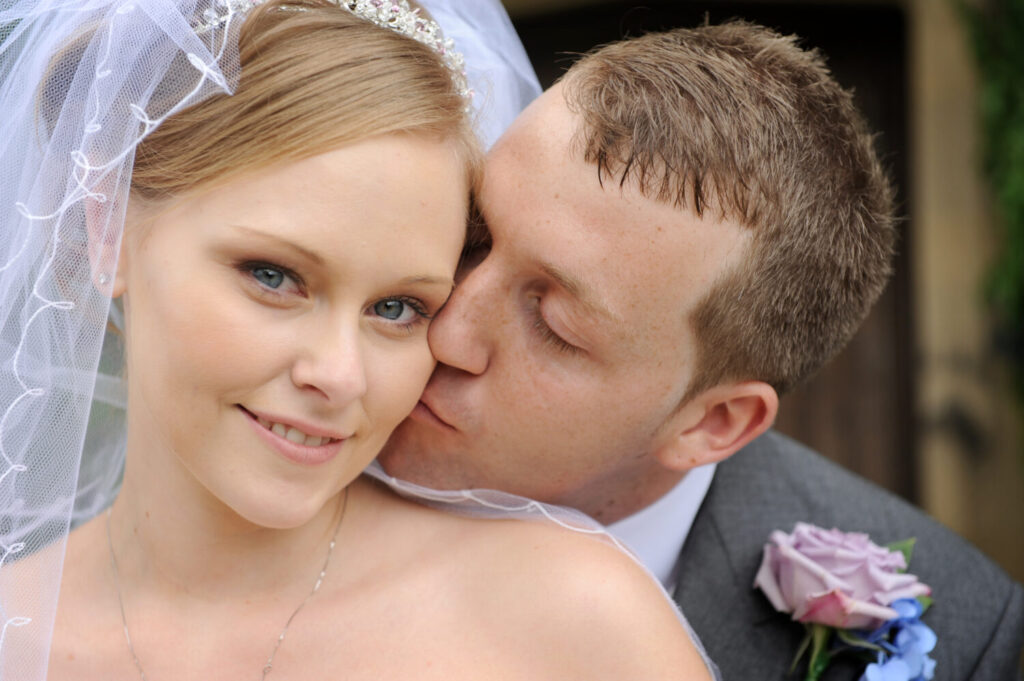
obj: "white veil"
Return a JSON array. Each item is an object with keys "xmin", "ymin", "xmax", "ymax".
[{"xmin": 1, "ymin": 4, "xmax": 248, "ymax": 678}]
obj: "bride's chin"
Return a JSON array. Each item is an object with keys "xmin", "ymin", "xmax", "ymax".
[
  {"xmin": 228, "ymin": 497, "xmax": 339, "ymax": 531},
  {"xmin": 210, "ymin": 479, "xmax": 350, "ymax": 531}
]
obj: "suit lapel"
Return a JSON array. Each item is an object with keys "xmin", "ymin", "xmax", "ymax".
[
  {"xmin": 674, "ymin": 434, "xmax": 866, "ymax": 679},
  {"xmin": 674, "ymin": 437, "xmax": 809, "ymax": 677}
]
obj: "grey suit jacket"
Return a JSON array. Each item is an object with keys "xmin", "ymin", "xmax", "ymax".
[{"xmin": 675, "ymin": 431, "xmax": 1024, "ymax": 680}]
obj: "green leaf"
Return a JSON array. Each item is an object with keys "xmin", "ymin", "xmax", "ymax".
[
  {"xmin": 835, "ymin": 628, "xmax": 885, "ymax": 653},
  {"xmin": 789, "ymin": 626, "xmax": 813, "ymax": 675},
  {"xmin": 804, "ymin": 624, "xmax": 833, "ymax": 681},
  {"xmin": 917, "ymin": 594, "xmax": 934, "ymax": 613},
  {"xmin": 886, "ymin": 537, "xmax": 917, "ymax": 568}
]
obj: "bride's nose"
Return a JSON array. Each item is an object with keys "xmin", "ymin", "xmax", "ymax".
[{"xmin": 290, "ymin": 317, "xmax": 368, "ymax": 404}]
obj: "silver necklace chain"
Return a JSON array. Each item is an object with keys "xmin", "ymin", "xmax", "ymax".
[{"xmin": 105, "ymin": 489, "xmax": 349, "ymax": 680}]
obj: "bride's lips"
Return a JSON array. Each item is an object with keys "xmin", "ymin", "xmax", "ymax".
[{"xmin": 239, "ymin": 406, "xmax": 348, "ymax": 466}]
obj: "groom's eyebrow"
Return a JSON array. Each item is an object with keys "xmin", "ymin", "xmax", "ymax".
[{"xmin": 540, "ymin": 262, "xmax": 621, "ymax": 324}]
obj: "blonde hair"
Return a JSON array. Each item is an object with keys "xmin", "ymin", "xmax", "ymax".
[
  {"xmin": 564, "ymin": 21, "xmax": 895, "ymax": 397},
  {"xmin": 131, "ymin": 0, "xmax": 479, "ymax": 200}
]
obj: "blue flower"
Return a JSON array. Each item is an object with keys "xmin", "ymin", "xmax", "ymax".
[
  {"xmin": 892, "ymin": 621, "xmax": 936, "ymax": 680},
  {"xmin": 862, "ymin": 654, "xmax": 911, "ymax": 681},
  {"xmin": 857, "ymin": 600, "xmax": 936, "ymax": 681}
]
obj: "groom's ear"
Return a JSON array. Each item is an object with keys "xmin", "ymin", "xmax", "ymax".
[{"xmin": 652, "ymin": 381, "xmax": 778, "ymax": 472}]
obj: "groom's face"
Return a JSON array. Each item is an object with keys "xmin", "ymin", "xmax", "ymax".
[{"xmin": 379, "ymin": 84, "xmax": 750, "ymax": 520}]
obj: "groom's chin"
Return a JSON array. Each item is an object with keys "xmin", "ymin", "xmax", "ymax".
[{"xmin": 377, "ymin": 417, "xmax": 466, "ymax": 491}]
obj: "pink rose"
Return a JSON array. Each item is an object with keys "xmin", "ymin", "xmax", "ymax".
[{"xmin": 754, "ymin": 523, "xmax": 932, "ymax": 630}]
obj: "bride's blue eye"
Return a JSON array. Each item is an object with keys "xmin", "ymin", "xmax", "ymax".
[
  {"xmin": 370, "ymin": 297, "xmax": 430, "ymax": 327},
  {"xmin": 252, "ymin": 266, "xmax": 285, "ymax": 289},
  {"xmin": 374, "ymin": 300, "xmax": 407, "ymax": 320},
  {"xmin": 238, "ymin": 261, "xmax": 303, "ymax": 297}
]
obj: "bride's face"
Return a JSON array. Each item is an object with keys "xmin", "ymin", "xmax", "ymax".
[{"xmin": 115, "ymin": 134, "xmax": 466, "ymax": 528}]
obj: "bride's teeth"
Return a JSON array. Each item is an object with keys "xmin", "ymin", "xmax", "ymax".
[
  {"xmin": 259, "ymin": 417, "xmax": 333, "ymax": 447},
  {"xmin": 284, "ymin": 427, "xmax": 307, "ymax": 444}
]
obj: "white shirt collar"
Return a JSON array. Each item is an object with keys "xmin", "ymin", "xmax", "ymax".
[{"xmin": 605, "ymin": 463, "xmax": 716, "ymax": 589}]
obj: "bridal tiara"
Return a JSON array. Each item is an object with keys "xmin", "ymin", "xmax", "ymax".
[{"xmin": 196, "ymin": 0, "xmax": 470, "ymax": 101}]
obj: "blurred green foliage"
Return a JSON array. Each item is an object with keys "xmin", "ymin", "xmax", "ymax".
[{"xmin": 960, "ymin": 0, "xmax": 1024, "ymax": 399}]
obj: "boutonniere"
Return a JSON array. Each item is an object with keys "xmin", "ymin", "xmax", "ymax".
[{"xmin": 754, "ymin": 523, "xmax": 936, "ymax": 681}]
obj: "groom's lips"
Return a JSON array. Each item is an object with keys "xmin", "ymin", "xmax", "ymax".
[{"xmin": 411, "ymin": 396, "xmax": 457, "ymax": 431}]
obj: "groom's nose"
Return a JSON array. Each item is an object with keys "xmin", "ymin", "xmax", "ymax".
[{"xmin": 427, "ymin": 258, "xmax": 496, "ymax": 376}]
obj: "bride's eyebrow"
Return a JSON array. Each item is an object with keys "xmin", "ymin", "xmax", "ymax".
[
  {"xmin": 227, "ymin": 225, "xmax": 324, "ymax": 266},
  {"xmin": 225, "ymin": 226, "xmax": 454, "ymax": 290}
]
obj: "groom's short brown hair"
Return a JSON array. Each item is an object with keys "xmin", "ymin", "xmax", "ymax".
[{"xmin": 562, "ymin": 21, "xmax": 896, "ymax": 397}]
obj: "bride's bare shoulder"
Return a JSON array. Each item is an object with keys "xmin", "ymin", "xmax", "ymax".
[
  {"xmin": 478, "ymin": 519, "xmax": 710, "ymax": 677},
  {"xmin": 375, "ymin": 488, "xmax": 712, "ymax": 680}
]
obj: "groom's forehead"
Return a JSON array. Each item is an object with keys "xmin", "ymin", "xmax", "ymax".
[
  {"xmin": 481, "ymin": 109, "xmax": 625, "ymax": 223},
  {"xmin": 488, "ymin": 83, "xmax": 578, "ymax": 162}
]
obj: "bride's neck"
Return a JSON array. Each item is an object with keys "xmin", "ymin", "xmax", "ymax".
[{"xmin": 111, "ymin": 448, "xmax": 347, "ymax": 600}]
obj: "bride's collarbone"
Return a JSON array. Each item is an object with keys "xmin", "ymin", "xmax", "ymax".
[{"xmin": 47, "ymin": 581, "xmax": 574, "ymax": 681}]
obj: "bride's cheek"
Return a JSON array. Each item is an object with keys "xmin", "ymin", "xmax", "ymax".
[
  {"xmin": 170, "ymin": 294, "xmax": 255, "ymax": 368},
  {"xmin": 138, "ymin": 281, "xmax": 276, "ymax": 402},
  {"xmin": 368, "ymin": 341, "xmax": 436, "ymax": 427}
]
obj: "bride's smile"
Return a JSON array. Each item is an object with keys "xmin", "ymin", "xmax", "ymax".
[{"xmin": 239, "ymin": 405, "xmax": 350, "ymax": 465}]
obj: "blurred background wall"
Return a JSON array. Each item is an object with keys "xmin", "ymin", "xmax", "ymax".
[{"xmin": 499, "ymin": 0, "xmax": 1024, "ymax": 587}]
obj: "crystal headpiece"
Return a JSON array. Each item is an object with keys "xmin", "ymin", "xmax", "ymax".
[{"xmin": 197, "ymin": 0, "xmax": 470, "ymax": 102}]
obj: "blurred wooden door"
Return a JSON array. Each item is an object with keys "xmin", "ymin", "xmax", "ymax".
[{"xmin": 510, "ymin": 1, "xmax": 916, "ymax": 501}]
